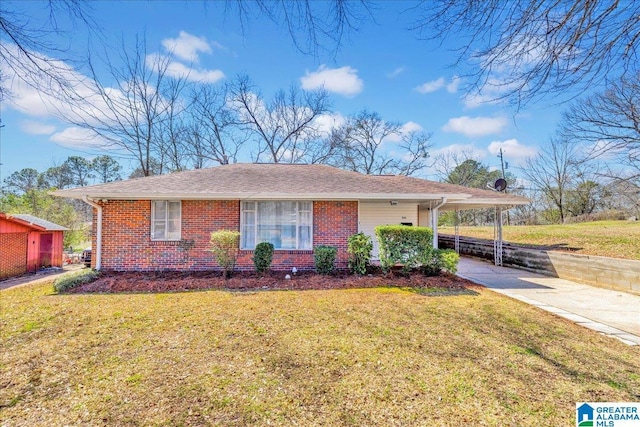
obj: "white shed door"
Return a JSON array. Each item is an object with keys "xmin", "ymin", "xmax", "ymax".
[{"xmin": 359, "ymin": 202, "xmax": 418, "ymax": 259}]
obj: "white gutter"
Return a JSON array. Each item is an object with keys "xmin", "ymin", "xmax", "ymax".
[
  {"xmin": 82, "ymin": 196, "xmax": 102, "ymax": 270},
  {"xmin": 431, "ymin": 197, "xmax": 447, "ymax": 249}
]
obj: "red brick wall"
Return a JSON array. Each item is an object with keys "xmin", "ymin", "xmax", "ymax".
[
  {"xmin": 0, "ymin": 232, "xmax": 28, "ymax": 279},
  {"xmin": 95, "ymin": 200, "xmax": 358, "ymax": 272}
]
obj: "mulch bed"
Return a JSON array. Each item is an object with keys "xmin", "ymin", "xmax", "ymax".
[{"xmin": 65, "ymin": 269, "xmax": 482, "ymax": 294}]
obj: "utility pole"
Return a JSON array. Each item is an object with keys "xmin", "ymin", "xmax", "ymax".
[
  {"xmin": 497, "ymin": 148, "xmax": 506, "ymax": 179},
  {"xmin": 497, "ymin": 148, "xmax": 510, "ymax": 225}
]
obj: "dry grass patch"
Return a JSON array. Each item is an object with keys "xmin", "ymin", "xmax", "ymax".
[
  {"xmin": 441, "ymin": 220, "xmax": 640, "ymax": 260},
  {"xmin": 1, "ymin": 281, "xmax": 639, "ymax": 426}
]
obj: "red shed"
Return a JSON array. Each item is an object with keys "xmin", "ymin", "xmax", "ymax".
[{"xmin": 0, "ymin": 213, "xmax": 68, "ymax": 279}]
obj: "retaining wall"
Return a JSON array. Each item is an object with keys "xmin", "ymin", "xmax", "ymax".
[{"xmin": 439, "ymin": 234, "xmax": 640, "ymax": 295}]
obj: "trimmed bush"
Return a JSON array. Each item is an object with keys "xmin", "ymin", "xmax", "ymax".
[
  {"xmin": 252, "ymin": 242, "xmax": 274, "ymax": 273},
  {"xmin": 209, "ymin": 230, "xmax": 240, "ymax": 278},
  {"xmin": 314, "ymin": 245, "xmax": 337, "ymax": 275},
  {"xmin": 438, "ymin": 249, "xmax": 460, "ymax": 274},
  {"xmin": 375, "ymin": 225, "xmax": 433, "ymax": 272},
  {"xmin": 419, "ymin": 250, "xmax": 443, "ymax": 276},
  {"xmin": 347, "ymin": 232, "xmax": 373, "ymax": 275},
  {"xmin": 53, "ymin": 269, "xmax": 101, "ymax": 293}
]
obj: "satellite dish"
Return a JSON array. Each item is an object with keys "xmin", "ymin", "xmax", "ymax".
[{"xmin": 494, "ymin": 178, "xmax": 508, "ymax": 192}]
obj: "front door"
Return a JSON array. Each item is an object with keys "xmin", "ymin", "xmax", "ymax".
[{"xmin": 39, "ymin": 233, "xmax": 53, "ymax": 268}]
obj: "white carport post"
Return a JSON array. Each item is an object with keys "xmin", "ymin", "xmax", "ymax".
[
  {"xmin": 493, "ymin": 205, "xmax": 503, "ymax": 266},
  {"xmin": 82, "ymin": 196, "xmax": 102, "ymax": 270},
  {"xmin": 430, "ymin": 198, "xmax": 447, "ymax": 249}
]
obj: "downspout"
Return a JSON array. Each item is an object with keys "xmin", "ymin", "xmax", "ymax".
[
  {"xmin": 82, "ymin": 196, "xmax": 102, "ymax": 270},
  {"xmin": 431, "ymin": 197, "xmax": 447, "ymax": 249}
]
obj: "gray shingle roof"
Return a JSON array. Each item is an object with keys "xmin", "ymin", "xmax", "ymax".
[
  {"xmin": 9, "ymin": 214, "xmax": 68, "ymax": 231},
  {"xmin": 52, "ymin": 163, "xmax": 528, "ymax": 207}
]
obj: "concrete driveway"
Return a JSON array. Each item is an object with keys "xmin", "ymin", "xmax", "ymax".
[{"xmin": 458, "ymin": 257, "xmax": 640, "ymax": 346}]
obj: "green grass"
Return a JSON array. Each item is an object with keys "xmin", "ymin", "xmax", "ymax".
[
  {"xmin": 441, "ymin": 220, "xmax": 640, "ymax": 260},
  {"xmin": 2, "ymin": 281, "xmax": 639, "ymax": 426}
]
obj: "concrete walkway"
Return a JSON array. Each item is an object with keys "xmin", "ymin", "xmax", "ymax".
[
  {"xmin": 0, "ymin": 264, "xmax": 84, "ymax": 291},
  {"xmin": 458, "ymin": 257, "xmax": 640, "ymax": 346}
]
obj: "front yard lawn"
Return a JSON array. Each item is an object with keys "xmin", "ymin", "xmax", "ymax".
[{"xmin": 2, "ymin": 281, "xmax": 639, "ymax": 426}]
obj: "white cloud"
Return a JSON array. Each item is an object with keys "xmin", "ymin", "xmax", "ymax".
[
  {"xmin": 20, "ymin": 121, "xmax": 56, "ymax": 135},
  {"xmin": 431, "ymin": 143, "xmax": 488, "ymax": 160},
  {"xmin": 300, "ymin": 65, "xmax": 363, "ymax": 97},
  {"xmin": 314, "ymin": 113, "xmax": 346, "ymax": 135},
  {"xmin": 446, "ymin": 76, "xmax": 460, "ymax": 93},
  {"xmin": 415, "ymin": 77, "xmax": 445, "ymax": 94},
  {"xmin": 387, "ymin": 67, "xmax": 405, "ymax": 78},
  {"xmin": 487, "ymin": 139, "xmax": 537, "ymax": 165},
  {"xmin": 462, "ymin": 78, "xmax": 521, "ymax": 109},
  {"xmin": 146, "ymin": 53, "xmax": 224, "ymax": 83},
  {"xmin": 442, "ymin": 116, "xmax": 507, "ymax": 138},
  {"xmin": 161, "ymin": 31, "xmax": 213, "ymax": 63},
  {"xmin": 385, "ymin": 121, "xmax": 424, "ymax": 143},
  {"xmin": 50, "ymin": 127, "xmax": 107, "ymax": 149},
  {"xmin": 400, "ymin": 121, "xmax": 423, "ymax": 134}
]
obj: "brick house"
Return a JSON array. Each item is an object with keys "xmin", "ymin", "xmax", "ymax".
[
  {"xmin": 0, "ymin": 213, "xmax": 68, "ymax": 279},
  {"xmin": 53, "ymin": 164, "xmax": 528, "ymax": 272}
]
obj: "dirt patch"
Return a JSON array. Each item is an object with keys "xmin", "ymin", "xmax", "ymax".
[{"xmin": 65, "ymin": 269, "xmax": 481, "ymax": 294}]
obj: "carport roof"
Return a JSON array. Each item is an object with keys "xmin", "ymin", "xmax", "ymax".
[{"xmin": 52, "ymin": 163, "xmax": 529, "ymax": 208}]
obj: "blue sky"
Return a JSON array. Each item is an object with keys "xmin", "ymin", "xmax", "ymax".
[{"xmin": 1, "ymin": 1, "xmax": 568, "ymax": 183}]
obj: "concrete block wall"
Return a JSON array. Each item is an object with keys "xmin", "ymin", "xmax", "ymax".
[{"xmin": 439, "ymin": 235, "xmax": 640, "ymax": 295}]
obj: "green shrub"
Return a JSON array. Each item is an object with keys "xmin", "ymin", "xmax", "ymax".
[
  {"xmin": 438, "ymin": 249, "xmax": 460, "ymax": 274},
  {"xmin": 347, "ymin": 232, "xmax": 373, "ymax": 275},
  {"xmin": 375, "ymin": 225, "xmax": 433, "ymax": 272},
  {"xmin": 419, "ymin": 250, "xmax": 443, "ymax": 276},
  {"xmin": 209, "ymin": 230, "xmax": 240, "ymax": 278},
  {"xmin": 252, "ymin": 242, "xmax": 274, "ymax": 273},
  {"xmin": 53, "ymin": 269, "xmax": 101, "ymax": 293},
  {"xmin": 314, "ymin": 245, "xmax": 337, "ymax": 275},
  {"xmin": 418, "ymin": 249, "xmax": 460, "ymax": 276}
]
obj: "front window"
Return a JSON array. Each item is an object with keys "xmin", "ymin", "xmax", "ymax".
[
  {"xmin": 241, "ymin": 201, "xmax": 312, "ymax": 250},
  {"xmin": 151, "ymin": 201, "xmax": 181, "ymax": 240}
]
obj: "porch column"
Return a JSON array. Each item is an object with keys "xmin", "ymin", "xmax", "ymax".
[
  {"xmin": 430, "ymin": 197, "xmax": 447, "ymax": 249},
  {"xmin": 431, "ymin": 208, "xmax": 439, "ymax": 249}
]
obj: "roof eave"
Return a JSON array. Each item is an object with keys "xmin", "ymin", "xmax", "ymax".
[{"xmin": 51, "ymin": 191, "xmax": 475, "ymax": 201}]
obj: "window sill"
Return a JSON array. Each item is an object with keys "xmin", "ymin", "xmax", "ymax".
[{"xmin": 150, "ymin": 240, "xmax": 182, "ymax": 246}]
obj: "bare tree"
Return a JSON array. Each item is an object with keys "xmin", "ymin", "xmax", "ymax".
[
  {"xmin": 223, "ymin": 0, "xmax": 371, "ymax": 56},
  {"xmin": 224, "ymin": 1, "xmax": 639, "ymax": 107},
  {"xmin": 560, "ymin": 73, "xmax": 640, "ymax": 183},
  {"xmin": 521, "ymin": 136, "xmax": 581, "ymax": 223},
  {"xmin": 157, "ymin": 77, "xmax": 192, "ymax": 172},
  {"xmin": 70, "ymin": 37, "xmax": 189, "ymax": 177},
  {"xmin": 330, "ymin": 110, "xmax": 431, "ymax": 175},
  {"xmin": 229, "ymin": 74, "xmax": 331, "ymax": 163},
  {"xmin": 0, "ymin": 0, "xmax": 97, "ymax": 101},
  {"xmin": 187, "ymin": 83, "xmax": 246, "ymax": 166},
  {"xmin": 411, "ymin": 1, "xmax": 640, "ymax": 107}
]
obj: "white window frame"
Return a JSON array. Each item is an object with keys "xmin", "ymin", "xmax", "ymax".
[
  {"xmin": 151, "ymin": 200, "xmax": 182, "ymax": 241},
  {"xmin": 240, "ymin": 201, "xmax": 313, "ymax": 250}
]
